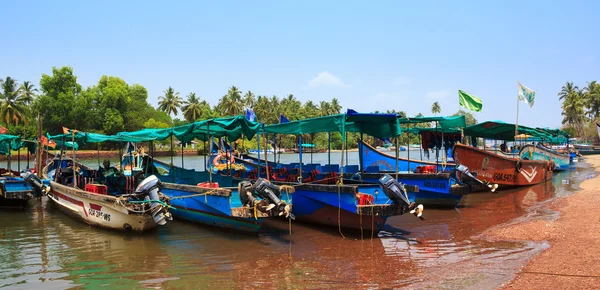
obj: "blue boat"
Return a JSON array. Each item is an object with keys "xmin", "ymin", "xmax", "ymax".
[
  {"xmin": 519, "ymin": 144, "xmax": 570, "ymax": 171},
  {"xmin": 360, "ymin": 140, "xmax": 454, "ymax": 173}
]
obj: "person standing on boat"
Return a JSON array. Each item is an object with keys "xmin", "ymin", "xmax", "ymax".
[
  {"xmin": 500, "ymin": 142, "xmax": 507, "ymax": 152},
  {"xmin": 98, "ymin": 159, "xmax": 119, "ymax": 177}
]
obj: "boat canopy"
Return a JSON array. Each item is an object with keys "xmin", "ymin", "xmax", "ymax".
[
  {"xmin": 397, "ymin": 115, "xmax": 466, "ymax": 129},
  {"xmin": 403, "ymin": 127, "xmax": 462, "ymax": 135},
  {"xmin": 48, "ymin": 115, "xmax": 262, "ymax": 145},
  {"xmin": 264, "ymin": 110, "xmax": 402, "ymax": 139},
  {"xmin": 300, "ymin": 143, "xmax": 316, "ymax": 147},
  {"xmin": 463, "ymin": 121, "xmax": 551, "ymax": 141},
  {"xmin": 0, "ymin": 134, "xmax": 26, "ymax": 155}
]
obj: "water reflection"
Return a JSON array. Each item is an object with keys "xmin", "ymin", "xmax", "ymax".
[{"xmin": 0, "ymin": 161, "xmax": 592, "ymax": 289}]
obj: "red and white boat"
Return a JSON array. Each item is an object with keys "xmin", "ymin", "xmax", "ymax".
[{"xmin": 453, "ymin": 144, "xmax": 553, "ymax": 188}]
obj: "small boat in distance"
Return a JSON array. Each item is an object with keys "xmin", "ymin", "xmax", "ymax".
[{"xmin": 519, "ymin": 144, "xmax": 570, "ymax": 171}]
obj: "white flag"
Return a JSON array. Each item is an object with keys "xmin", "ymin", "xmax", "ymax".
[{"xmin": 518, "ymin": 81, "xmax": 535, "ymax": 108}]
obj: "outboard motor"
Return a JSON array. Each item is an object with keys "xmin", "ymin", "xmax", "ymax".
[
  {"xmin": 239, "ymin": 178, "xmax": 294, "ymax": 219},
  {"xmin": 135, "ymin": 175, "xmax": 172, "ymax": 225},
  {"xmin": 21, "ymin": 172, "xmax": 49, "ymax": 198},
  {"xmin": 378, "ymin": 174, "xmax": 424, "ymax": 219},
  {"xmin": 454, "ymin": 164, "xmax": 498, "ymax": 192}
]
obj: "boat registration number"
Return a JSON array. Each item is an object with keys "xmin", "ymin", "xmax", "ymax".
[
  {"xmin": 493, "ymin": 173, "xmax": 516, "ymax": 182},
  {"xmin": 88, "ymin": 208, "xmax": 111, "ymax": 221}
]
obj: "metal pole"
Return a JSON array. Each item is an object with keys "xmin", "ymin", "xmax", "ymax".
[
  {"xmin": 257, "ymin": 133, "xmax": 261, "ymax": 178},
  {"xmin": 273, "ymin": 134, "xmax": 277, "ymax": 167},
  {"xmin": 310, "ymin": 134, "xmax": 313, "ymax": 164},
  {"xmin": 515, "ymin": 94, "xmax": 520, "ymax": 138},
  {"xmin": 207, "ymin": 124, "xmax": 212, "ymax": 184},
  {"xmin": 420, "ymin": 134, "xmax": 423, "ymax": 161},
  {"xmin": 17, "ymin": 148, "xmax": 20, "ymax": 173},
  {"xmin": 298, "ymin": 135, "xmax": 303, "ymax": 183},
  {"xmin": 359, "ymin": 131, "xmax": 364, "ymax": 179},
  {"xmin": 203, "ymin": 140, "xmax": 207, "ymax": 172},
  {"xmin": 395, "ymin": 136, "xmax": 399, "ymax": 180},
  {"xmin": 407, "ymin": 132, "xmax": 411, "ymax": 173},
  {"xmin": 72, "ymin": 131, "xmax": 77, "ymax": 188},
  {"xmin": 328, "ymin": 132, "xmax": 331, "ymax": 169},
  {"xmin": 170, "ymin": 135, "xmax": 174, "ymax": 169},
  {"xmin": 181, "ymin": 140, "xmax": 184, "ymax": 169},
  {"xmin": 264, "ymin": 129, "xmax": 269, "ymax": 181}
]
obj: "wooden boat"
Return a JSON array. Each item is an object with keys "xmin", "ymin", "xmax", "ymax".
[
  {"xmin": 41, "ymin": 158, "xmax": 173, "ymax": 232},
  {"xmin": 574, "ymin": 144, "xmax": 600, "ymax": 155},
  {"xmin": 519, "ymin": 144, "xmax": 570, "ymax": 171},
  {"xmin": 361, "ymin": 141, "xmax": 454, "ymax": 172},
  {"xmin": 0, "ymin": 174, "xmax": 40, "ymax": 208},
  {"xmin": 453, "ymin": 143, "xmax": 552, "ymax": 188}
]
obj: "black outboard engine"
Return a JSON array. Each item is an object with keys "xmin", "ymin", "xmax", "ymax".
[
  {"xmin": 454, "ymin": 164, "xmax": 498, "ymax": 192},
  {"xmin": 21, "ymin": 172, "xmax": 49, "ymax": 198},
  {"xmin": 378, "ymin": 174, "xmax": 412, "ymax": 208},
  {"xmin": 238, "ymin": 178, "xmax": 294, "ymax": 219},
  {"xmin": 135, "ymin": 175, "xmax": 172, "ymax": 225}
]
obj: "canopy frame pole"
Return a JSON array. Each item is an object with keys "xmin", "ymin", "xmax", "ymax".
[
  {"xmin": 435, "ymin": 121, "xmax": 439, "ymax": 169},
  {"xmin": 310, "ymin": 134, "xmax": 314, "ymax": 164},
  {"xmin": 345, "ymin": 132, "xmax": 348, "ymax": 171},
  {"xmin": 97, "ymin": 143, "xmax": 100, "ymax": 168},
  {"xmin": 419, "ymin": 134, "xmax": 423, "ymax": 161},
  {"xmin": 17, "ymin": 148, "xmax": 20, "ymax": 173},
  {"xmin": 515, "ymin": 94, "xmax": 520, "ymax": 138},
  {"xmin": 207, "ymin": 123, "xmax": 212, "ymax": 184},
  {"xmin": 407, "ymin": 132, "xmax": 411, "ymax": 173},
  {"xmin": 359, "ymin": 131, "xmax": 364, "ymax": 180},
  {"xmin": 298, "ymin": 135, "xmax": 302, "ymax": 183},
  {"xmin": 327, "ymin": 132, "xmax": 331, "ymax": 170},
  {"xmin": 395, "ymin": 136, "xmax": 399, "ymax": 180},
  {"xmin": 72, "ymin": 130, "xmax": 77, "ymax": 189},
  {"xmin": 273, "ymin": 134, "xmax": 277, "ymax": 168},
  {"xmin": 264, "ymin": 127, "xmax": 269, "ymax": 181},
  {"xmin": 26, "ymin": 146, "xmax": 29, "ymax": 170},
  {"xmin": 203, "ymin": 140, "xmax": 207, "ymax": 172},
  {"xmin": 257, "ymin": 132, "xmax": 261, "ymax": 179},
  {"xmin": 170, "ymin": 135, "xmax": 174, "ymax": 170},
  {"xmin": 181, "ymin": 139, "xmax": 185, "ymax": 170},
  {"xmin": 118, "ymin": 143, "xmax": 122, "ymax": 174}
]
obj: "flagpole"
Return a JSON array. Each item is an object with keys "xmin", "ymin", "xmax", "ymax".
[{"xmin": 515, "ymin": 87, "xmax": 520, "ymax": 142}]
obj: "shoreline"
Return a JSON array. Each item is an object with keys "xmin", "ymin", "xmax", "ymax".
[{"xmin": 483, "ymin": 155, "xmax": 600, "ymax": 288}]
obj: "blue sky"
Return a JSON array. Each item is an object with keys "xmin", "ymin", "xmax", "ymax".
[{"xmin": 2, "ymin": 0, "xmax": 599, "ymax": 128}]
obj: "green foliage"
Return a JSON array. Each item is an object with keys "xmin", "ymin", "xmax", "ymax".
[
  {"xmin": 144, "ymin": 118, "xmax": 170, "ymax": 129},
  {"xmin": 35, "ymin": 66, "xmax": 82, "ymax": 133},
  {"xmin": 431, "ymin": 101, "xmax": 441, "ymax": 115},
  {"xmin": 1, "ymin": 76, "xmax": 31, "ymax": 127},
  {"xmin": 158, "ymin": 87, "xmax": 182, "ymax": 116},
  {"xmin": 452, "ymin": 110, "xmax": 478, "ymax": 126}
]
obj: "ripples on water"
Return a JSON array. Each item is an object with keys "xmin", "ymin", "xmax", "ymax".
[{"xmin": 0, "ymin": 158, "xmax": 592, "ymax": 289}]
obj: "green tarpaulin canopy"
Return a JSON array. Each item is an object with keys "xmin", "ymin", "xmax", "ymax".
[
  {"xmin": 47, "ymin": 115, "xmax": 262, "ymax": 146},
  {"xmin": 0, "ymin": 134, "xmax": 23, "ymax": 155},
  {"xmin": 397, "ymin": 115, "xmax": 466, "ymax": 130},
  {"xmin": 264, "ymin": 112, "xmax": 402, "ymax": 139},
  {"xmin": 403, "ymin": 127, "xmax": 462, "ymax": 135},
  {"xmin": 463, "ymin": 121, "xmax": 551, "ymax": 141}
]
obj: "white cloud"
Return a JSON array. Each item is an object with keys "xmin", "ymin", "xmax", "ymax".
[
  {"xmin": 308, "ymin": 71, "xmax": 349, "ymax": 88},
  {"xmin": 426, "ymin": 90, "xmax": 450, "ymax": 100},
  {"xmin": 392, "ymin": 76, "xmax": 411, "ymax": 86}
]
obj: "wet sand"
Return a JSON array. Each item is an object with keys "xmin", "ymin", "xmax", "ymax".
[{"xmin": 486, "ymin": 155, "xmax": 600, "ymax": 288}]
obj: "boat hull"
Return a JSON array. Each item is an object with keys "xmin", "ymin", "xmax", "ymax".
[
  {"xmin": 360, "ymin": 141, "xmax": 454, "ymax": 172},
  {"xmin": 162, "ymin": 183, "xmax": 263, "ymax": 233},
  {"xmin": 519, "ymin": 144, "xmax": 570, "ymax": 171},
  {"xmin": 453, "ymin": 144, "xmax": 552, "ymax": 188},
  {"xmin": 48, "ymin": 181, "xmax": 158, "ymax": 232}
]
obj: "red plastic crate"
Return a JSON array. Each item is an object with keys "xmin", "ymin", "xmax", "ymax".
[
  {"xmin": 357, "ymin": 193, "xmax": 374, "ymax": 205},
  {"xmin": 197, "ymin": 182, "xmax": 219, "ymax": 188},
  {"xmin": 85, "ymin": 184, "xmax": 108, "ymax": 195}
]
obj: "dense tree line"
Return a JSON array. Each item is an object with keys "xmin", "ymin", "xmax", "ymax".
[
  {"xmin": 558, "ymin": 81, "xmax": 600, "ymax": 140},
  {"xmin": 1, "ymin": 66, "xmax": 477, "ymax": 151}
]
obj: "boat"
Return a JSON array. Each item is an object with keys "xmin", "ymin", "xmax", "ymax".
[
  {"xmin": 519, "ymin": 144, "xmax": 570, "ymax": 171},
  {"xmin": 0, "ymin": 135, "xmax": 43, "ymax": 208},
  {"xmin": 46, "ymin": 116, "xmax": 293, "ymax": 233},
  {"xmin": 455, "ymin": 121, "xmax": 555, "ymax": 188},
  {"xmin": 453, "ymin": 143, "xmax": 553, "ymax": 188},
  {"xmin": 360, "ymin": 140, "xmax": 454, "ymax": 173},
  {"xmin": 41, "ymin": 156, "xmax": 172, "ymax": 232}
]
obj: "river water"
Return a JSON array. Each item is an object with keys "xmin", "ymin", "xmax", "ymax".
[{"xmin": 0, "ymin": 154, "xmax": 592, "ymax": 289}]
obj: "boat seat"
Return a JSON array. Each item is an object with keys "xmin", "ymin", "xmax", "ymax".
[
  {"xmin": 344, "ymin": 165, "xmax": 359, "ymax": 174},
  {"xmin": 321, "ymin": 164, "xmax": 340, "ymax": 173},
  {"xmin": 365, "ymin": 166, "xmax": 380, "ymax": 173}
]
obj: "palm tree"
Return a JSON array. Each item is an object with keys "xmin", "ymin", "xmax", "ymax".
[
  {"xmin": 0, "ymin": 77, "xmax": 29, "ymax": 126},
  {"xmin": 218, "ymin": 86, "xmax": 243, "ymax": 116},
  {"xmin": 584, "ymin": 81, "xmax": 600, "ymax": 119},
  {"xmin": 431, "ymin": 101, "xmax": 441, "ymax": 115},
  {"xmin": 158, "ymin": 87, "xmax": 182, "ymax": 116},
  {"xmin": 182, "ymin": 93, "xmax": 202, "ymax": 122},
  {"xmin": 243, "ymin": 90, "xmax": 255, "ymax": 109},
  {"xmin": 330, "ymin": 98, "xmax": 342, "ymax": 114},
  {"xmin": 18, "ymin": 81, "xmax": 37, "ymax": 105},
  {"xmin": 319, "ymin": 101, "xmax": 332, "ymax": 116},
  {"xmin": 558, "ymin": 82, "xmax": 578, "ymax": 101}
]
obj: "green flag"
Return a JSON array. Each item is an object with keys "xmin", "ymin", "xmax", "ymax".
[{"xmin": 458, "ymin": 90, "xmax": 483, "ymax": 112}]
